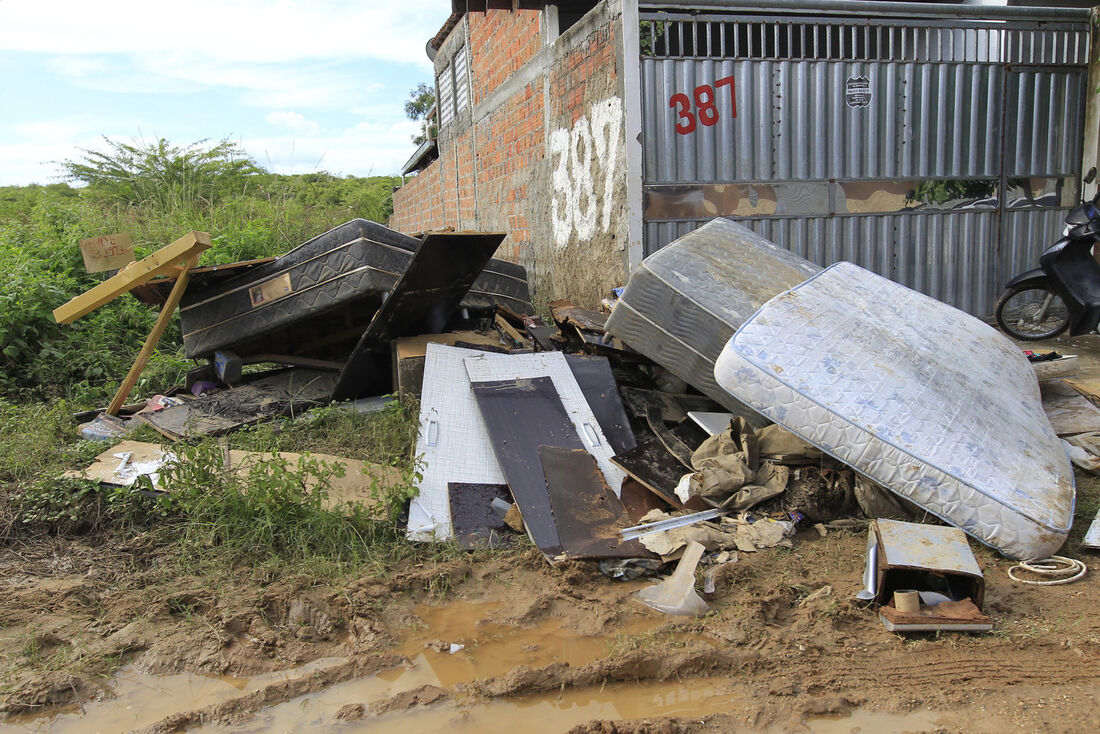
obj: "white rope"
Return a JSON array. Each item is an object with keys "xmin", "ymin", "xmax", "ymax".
[{"xmin": 1007, "ymin": 555, "xmax": 1087, "ymax": 586}]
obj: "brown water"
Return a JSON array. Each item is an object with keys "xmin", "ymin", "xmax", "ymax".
[
  {"xmin": 2, "ymin": 598, "xmax": 947, "ymax": 733},
  {"xmin": 5, "ymin": 657, "xmax": 345, "ymax": 734}
]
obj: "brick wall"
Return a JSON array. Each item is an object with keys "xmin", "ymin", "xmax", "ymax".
[
  {"xmin": 390, "ymin": 1, "xmax": 629, "ymax": 307},
  {"xmin": 469, "ymin": 8, "xmax": 542, "ymax": 106}
]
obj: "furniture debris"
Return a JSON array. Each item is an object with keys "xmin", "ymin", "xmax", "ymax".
[
  {"xmin": 716, "ymin": 262, "xmax": 1074, "ymax": 561},
  {"xmin": 53, "ymin": 231, "xmax": 212, "ymax": 415},
  {"xmin": 605, "ymin": 218, "xmax": 820, "ymax": 419},
  {"xmin": 856, "ymin": 519, "xmax": 991, "ymax": 632},
  {"xmin": 141, "ymin": 369, "xmax": 337, "ymax": 440},
  {"xmin": 332, "ymin": 232, "xmax": 506, "ymax": 400}
]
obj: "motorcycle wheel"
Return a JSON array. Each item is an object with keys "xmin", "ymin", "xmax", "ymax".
[{"xmin": 994, "ymin": 284, "xmax": 1070, "ymax": 340}]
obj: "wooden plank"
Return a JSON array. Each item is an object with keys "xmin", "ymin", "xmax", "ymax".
[
  {"xmin": 332, "ymin": 232, "xmax": 505, "ymax": 401},
  {"xmin": 564, "ymin": 354, "xmax": 636, "ymax": 455},
  {"xmin": 494, "ymin": 313, "xmax": 529, "ymax": 348},
  {"xmin": 53, "ymin": 231, "xmax": 212, "ymax": 324},
  {"xmin": 645, "ymin": 405, "xmax": 696, "ymax": 469},
  {"xmin": 1032, "ymin": 355, "xmax": 1078, "ymax": 383},
  {"xmin": 106, "ymin": 252, "xmax": 200, "ymax": 415},
  {"xmin": 1041, "ymin": 379, "xmax": 1100, "ymax": 436},
  {"xmin": 471, "ymin": 376, "xmax": 585, "ymax": 557},
  {"xmin": 549, "ymin": 299, "xmax": 608, "ymax": 332},
  {"xmin": 540, "ymin": 446, "xmax": 653, "ymax": 560},
  {"xmin": 620, "ymin": 386, "xmax": 723, "ymax": 424},
  {"xmin": 528, "ymin": 324, "xmax": 564, "ymax": 352}
]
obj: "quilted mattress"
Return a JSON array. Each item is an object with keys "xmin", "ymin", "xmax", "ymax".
[
  {"xmin": 714, "ymin": 262, "xmax": 1075, "ymax": 560},
  {"xmin": 605, "ymin": 218, "xmax": 821, "ymax": 415},
  {"xmin": 180, "ymin": 219, "xmax": 531, "ymax": 358}
]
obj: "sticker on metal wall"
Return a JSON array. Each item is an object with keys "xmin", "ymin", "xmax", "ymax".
[{"xmin": 846, "ymin": 75, "xmax": 871, "ymax": 108}]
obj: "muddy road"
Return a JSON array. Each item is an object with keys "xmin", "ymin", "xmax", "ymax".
[{"xmin": 2, "ymin": 513, "xmax": 1099, "ymax": 733}]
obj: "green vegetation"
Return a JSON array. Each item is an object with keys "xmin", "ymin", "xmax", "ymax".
[
  {"xmin": 0, "ymin": 137, "xmax": 400, "ymax": 404},
  {"xmin": 0, "ymin": 137, "xmax": 422, "ymax": 574}
]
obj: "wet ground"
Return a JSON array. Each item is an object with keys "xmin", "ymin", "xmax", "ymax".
[
  {"xmin": 5, "ymin": 596, "xmax": 959, "ymax": 734},
  {"xmin": 4, "ymin": 336, "xmax": 1100, "ymax": 732}
]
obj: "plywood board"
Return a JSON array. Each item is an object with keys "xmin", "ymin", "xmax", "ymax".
[
  {"xmin": 610, "ymin": 420, "xmax": 710, "ymax": 507},
  {"xmin": 407, "ymin": 344, "xmax": 508, "ymax": 542},
  {"xmin": 539, "ymin": 446, "xmax": 652, "ymax": 560},
  {"xmin": 564, "ymin": 354, "xmax": 636, "ymax": 456},
  {"xmin": 463, "ymin": 351, "xmax": 626, "ymax": 493},
  {"xmin": 80, "ymin": 233, "xmax": 134, "ymax": 272},
  {"xmin": 66, "ymin": 441, "xmax": 402, "ymax": 513},
  {"xmin": 471, "ymin": 376, "xmax": 581, "ymax": 556},
  {"xmin": 1041, "ymin": 379, "xmax": 1100, "ymax": 436}
]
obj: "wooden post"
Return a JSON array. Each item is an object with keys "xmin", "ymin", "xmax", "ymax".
[{"xmin": 105, "ymin": 252, "xmax": 201, "ymax": 416}]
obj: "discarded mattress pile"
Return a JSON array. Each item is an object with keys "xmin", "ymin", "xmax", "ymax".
[{"xmin": 606, "ymin": 219, "xmax": 1076, "ymax": 562}]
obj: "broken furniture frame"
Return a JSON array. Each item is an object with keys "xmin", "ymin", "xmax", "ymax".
[{"xmin": 52, "ymin": 231, "xmax": 213, "ymax": 416}]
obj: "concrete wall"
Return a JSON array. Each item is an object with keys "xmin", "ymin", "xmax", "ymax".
[{"xmin": 390, "ymin": 1, "xmax": 629, "ymax": 309}]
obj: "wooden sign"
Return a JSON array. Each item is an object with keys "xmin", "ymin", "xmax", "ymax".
[{"xmin": 80, "ymin": 233, "xmax": 135, "ymax": 273}]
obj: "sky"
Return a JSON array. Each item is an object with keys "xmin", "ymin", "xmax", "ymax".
[{"xmin": 0, "ymin": 0, "xmax": 447, "ymax": 185}]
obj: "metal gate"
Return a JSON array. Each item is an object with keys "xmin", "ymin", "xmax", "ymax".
[{"xmin": 638, "ymin": 6, "xmax": 1090, "ymax": 317}]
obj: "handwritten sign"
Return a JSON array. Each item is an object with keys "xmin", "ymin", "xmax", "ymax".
[{"xmin": 79, "ymin": 233, "xmax": 135, "ymax": 273}]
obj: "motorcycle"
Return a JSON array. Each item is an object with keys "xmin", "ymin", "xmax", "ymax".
[{"xmin": 995, "ymin": 167, "xmax": 1100, "ymax": 340}]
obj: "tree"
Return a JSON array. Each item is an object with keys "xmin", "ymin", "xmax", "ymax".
[
  {"xmin": 59, "ymin": 137, "xmax": 264, "ymax": 209},
  {"xmin": 405, "ymin": 82, "xmax": 437, "ymax": 145}
]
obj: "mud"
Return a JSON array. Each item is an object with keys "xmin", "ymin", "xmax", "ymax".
[{"xmin": 4, "ymin": 500, "xmax": 1100, "ymax": 733}]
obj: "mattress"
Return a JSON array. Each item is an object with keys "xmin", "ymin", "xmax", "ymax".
[
  {"xmin": 180, "ymin": 219, "xmax": 532, "ymax": 358},
  {"xmin": 714, "ymin": 262, "xmax": 1075, "ymax": 560},
  {"xmin": 605, "ymin": 218, "xmax": 820, "ymax": 417}
]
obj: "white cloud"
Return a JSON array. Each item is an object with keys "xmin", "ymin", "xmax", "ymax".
[
  {"xmin": 0, "ymin": 0, "xmax": 443, "ymax": 67},
  {"xmin": 244, "ymin": 118, "xmax": 423, "ymax": 177},
  {"xmin": 265, "ymin": 111, "xmax": 320, "ymax": 136},
  {"xmin": 46, "ymin": 55, "xmax": 108, "ymax": 78}
]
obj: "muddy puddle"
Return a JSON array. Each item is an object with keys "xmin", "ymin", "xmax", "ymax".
[
  {"xmin": 4, "ymin": 598, "xmax": 949, "ymax": 733},
  {"xmin": 5, "ymin": 657, "xmax": 345, "ymax": 733}
]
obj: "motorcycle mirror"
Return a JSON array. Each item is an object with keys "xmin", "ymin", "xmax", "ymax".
[{"xmin": 1086, "ymin": 167, "xmax": 1097, "ymax": 184}]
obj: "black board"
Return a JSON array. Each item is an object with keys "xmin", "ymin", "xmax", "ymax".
[
  {"xmin": 332, "ymin": 232, "xmax": 505, "ymax": 400},
  {"xmin": 471, "ymin": 376, "xmax": 587, "ymax": 557},
  {"xmin": 564, "ymin": 354, "xmax": 637, "ymax": 456},
  {"xmin": 447, "ymin": 482, "xmax": 517, "ymax": 550},
  {"xmin": 610, "ymin": 420, "xmax": 709, "ymax": 507},
  {"xmin": 539, "ymin": 446, "xmax": 653, "ymax": 560}
]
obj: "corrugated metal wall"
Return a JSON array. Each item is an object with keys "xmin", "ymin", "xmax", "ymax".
[{"xmin": 638, "ymin": 10, "xmax": 1089, "ymax": 317}]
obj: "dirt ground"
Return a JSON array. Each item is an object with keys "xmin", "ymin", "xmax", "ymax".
[{"xmin": 3, "ymin": 338, "xmax": 1100, "ymax": 733}]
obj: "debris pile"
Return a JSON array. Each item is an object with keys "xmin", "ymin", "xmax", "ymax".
[{"xmin": 56, "ymin": 216, "xmax": 1091, "ymax": 628}]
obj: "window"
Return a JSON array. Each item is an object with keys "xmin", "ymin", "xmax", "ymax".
[{"xmin": 436, "ymin": 43, "xmax": 470, "ymax": 128}]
